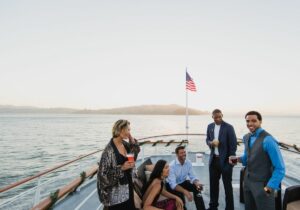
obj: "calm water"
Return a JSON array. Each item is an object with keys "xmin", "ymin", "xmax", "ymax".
[{"xmin": 0, "ymin": 114, "xmax": 300, "ymax": 194}]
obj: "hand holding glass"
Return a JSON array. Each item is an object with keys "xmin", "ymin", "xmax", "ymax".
[
  {"xmin": 195, "ymin": 183, "xmax": 203, "ymax": 197},
  {"xmin": 127, "ymin": 153, "xmax": 134, "ymax": 163},
  {"xmin": 212, "ymin": 139, "xmax": 219, "ymax": 147},
  {"xmin": 229, "ymin": 156, "xmax": 238, "ymax": 165}
]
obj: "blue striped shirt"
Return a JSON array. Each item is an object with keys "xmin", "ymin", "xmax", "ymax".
[
  {"xmin": 166, "ymin": 158, "xmax": 198, "ymax": 190},
  {"xmin": 240, "ymin": 128, "xmax": 285, "ymax": 189}
]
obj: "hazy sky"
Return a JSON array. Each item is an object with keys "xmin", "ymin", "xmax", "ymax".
[{"xmin": 0, "ymin": 1, "xmax": 299, "ymax": 115}]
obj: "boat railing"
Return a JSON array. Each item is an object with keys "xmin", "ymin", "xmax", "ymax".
[
  {"xmin": 278, "ymin": 142, "xmax": 300, "ymax": 154},
  {"xmin": 0, "ymin": 149, "xmax": 102, "ymax": 194},
  {"xmin": 0, "ymin": 152, "xmax": 100, "ymax": 210},
  {"xmin": 0, "ymin": 133, "xmax": 299, "ymax": 210},
  {"xmin": 0, "ymin": 158, "xmax": 96, "ymax": 209},
  {"xmin": 31, "ymin": 165, "xmax": 99, "ymax": 210}
]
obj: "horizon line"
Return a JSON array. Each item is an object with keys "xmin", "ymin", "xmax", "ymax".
[{"xmin": 0, "ymin": 104, "xmax": 299, "ymax": 117}]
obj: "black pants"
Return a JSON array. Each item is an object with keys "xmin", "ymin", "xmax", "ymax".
[
  {"xmin": 209, "ymin": 156, "xmax": 234, "ymax": 210},
  {"xmin": 166, "ymin": 180, "xmax": 205, "ymax": 210}
]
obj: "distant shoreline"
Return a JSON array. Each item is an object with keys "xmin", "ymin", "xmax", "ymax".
[
  {"xmin": 0, "ymin": 104, "xmax": 209, "ymax": 116},
  {"xmin": 1, "ymin": 105, "xmax": 298, "ymax": 117}
]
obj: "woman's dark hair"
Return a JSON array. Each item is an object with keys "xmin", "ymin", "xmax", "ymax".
[
  {"xmin": 245, "ymin": 111, "xmax": 262, "ymax": 121},
  {"xmin": 142, "ymin": 159, "xmax": 167, "ymax": 195}
]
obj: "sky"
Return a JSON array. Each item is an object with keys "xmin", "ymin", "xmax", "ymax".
[{"xmin": 0, "ymin": 0, "xmax": 299, "ymax": 115}]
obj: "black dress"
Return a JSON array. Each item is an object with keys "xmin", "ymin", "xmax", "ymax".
[{"xmin": 108, "ymin": 140, "xmax": 136, "ymax": 210}]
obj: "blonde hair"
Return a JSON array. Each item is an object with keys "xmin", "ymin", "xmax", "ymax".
[{"xmin": 112, "ymin": 119, "xmax": 130, "ymax": 138}]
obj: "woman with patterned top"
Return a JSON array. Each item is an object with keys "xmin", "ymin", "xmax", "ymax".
[{"xmin": 97, "ymin": 119, "xmax": 140, "ymax": 210}]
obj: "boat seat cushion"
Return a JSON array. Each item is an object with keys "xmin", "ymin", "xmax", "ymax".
[
  {"xmin": 145, "ymin": 170, "xmax": 152, "ymax": 182},
  {"xmin": 287, "ymin": 200, "xmax": 300, "ymax": 210},
  {"xmin": 283, "ymin": 185, "xmax": 300, "ymax": 210},
  {"xmin": 134, "ymin": 189, "xmax": 143, "ymax": 209},
  {"xmin": 133, "ymin": 176, "xmax": 144, "ymax": 199},
  {"xmin": 145, "ymin": 164, "xmax": 154, "ymax": 172},
  {"xmin": 134, "ymin": 158, "xmax": 153, "ymax": 199},
  {"xmin": 136, "ymin": 158, "xmax": 152, "ymax": 186}
]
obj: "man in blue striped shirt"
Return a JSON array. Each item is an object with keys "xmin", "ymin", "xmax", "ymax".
[
  {"xmin": 166, "ymin": 146, "xmax": 205, "ymax": 210},
  {"xmin": 231, "ymin": 111, "xmax": 285, "ymax": 210}
]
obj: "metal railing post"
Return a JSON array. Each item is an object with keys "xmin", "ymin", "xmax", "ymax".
[
  {"xmin": 142, "ymin": 146, "xmax": 145, "ymax": 162},
  {"xmin": 33, "ymin": 177, "xmax": 42, "ymax": 205}
]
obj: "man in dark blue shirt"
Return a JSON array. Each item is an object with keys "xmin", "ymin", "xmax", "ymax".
[{"xmin": 231, "ymin": 111, "xmax": 285, "ymax": 210}]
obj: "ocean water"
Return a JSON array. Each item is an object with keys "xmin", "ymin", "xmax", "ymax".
[{"xmin": 0, "ymin": 114, "xmax": 299, "ymax": 201}]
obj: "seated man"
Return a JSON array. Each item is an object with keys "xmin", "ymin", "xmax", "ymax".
[{"xmin": 166, "ymin": 146, "xmax": 206, "ymax": 210}]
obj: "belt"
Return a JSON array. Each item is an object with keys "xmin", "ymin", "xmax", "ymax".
[{"xmin": 213, "ymin": 154, "xmax": 220, "ymax": 158}]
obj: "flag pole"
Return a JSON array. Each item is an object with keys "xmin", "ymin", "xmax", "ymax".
[
  {"xmin": 185, "ymin": 69, "xmax": 197, "ymax": 156},
  {"xmin": 185, "ymin": 68, "xmax": 189, "ymax": 141}
]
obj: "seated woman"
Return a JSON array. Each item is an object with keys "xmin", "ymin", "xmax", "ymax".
[{"xmin": 142, "ymin": 159, "xmax": 184, "ymax": 210}]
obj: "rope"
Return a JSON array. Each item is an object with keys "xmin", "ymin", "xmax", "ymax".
[
  {"xmin": 293, "ymin": 144, "xmax": 300, "ymax": 152},
  {"xmin": 80, "ymin": 171, "xmax": 87, "ymax": 182},
  {"xmin": 72, "ymin": 171, "xmax": 86, "ymax": 193},
  {"xmin": 49, "ymin": 189, "xmax": 59, "ymax": 209},
  {"xmin": 152, "ymin": 140, "xmax": 163, "ymax": 146},
  {"xmin": 178, "ymin": 140, "xmax": 188, "ymax": 146},
  {"xmin": 138, "ymin": 140, "xmax": 150, "ymax": 146},
  {"xmin": 279, "ymin": 142, "xmax": 289, "ymax": 150},
  {"xmin": 165, "ymin": 140, "xmax": 175, "ymax": 146},
  {"xmin": 138, "ymin": 139, "xmax": 189, "ymax": 146},
  {"xmin": 90, "ymin": 169, "xmax": 98, "ymax": 179},
  {"xmin": 278, "ymin": 142, "xmax": 300, "ymax": 154}
]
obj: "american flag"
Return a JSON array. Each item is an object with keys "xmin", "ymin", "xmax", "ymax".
[{"xmin": 186, "ymin": 72, "xmax": 197, "ymax": 92}]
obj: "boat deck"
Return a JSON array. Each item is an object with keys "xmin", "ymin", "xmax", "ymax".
[
  {"xmin": 1, "ymin": 135, "xmax": 298, "ymax": 210},
  {"xmin": 54, "ymin": 152, "xmax": 247, "ymax": 210}
]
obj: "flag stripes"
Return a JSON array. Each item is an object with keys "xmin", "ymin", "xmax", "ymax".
[{"xmin": 186, "ymin": 72, "xmax": 197, "ymax": 92}]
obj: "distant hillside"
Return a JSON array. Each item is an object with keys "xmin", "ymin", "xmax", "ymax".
[
  {"xmin": 75, "ymin": 104, "xmax": 208, "ymax": 115},
  {"xmin": 0, "ymin": 105, "xmax": 76, "ymax": 114},
  {"xmin": 0, "ymin": 104, "xmax": 208, "ymax": 115}
]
